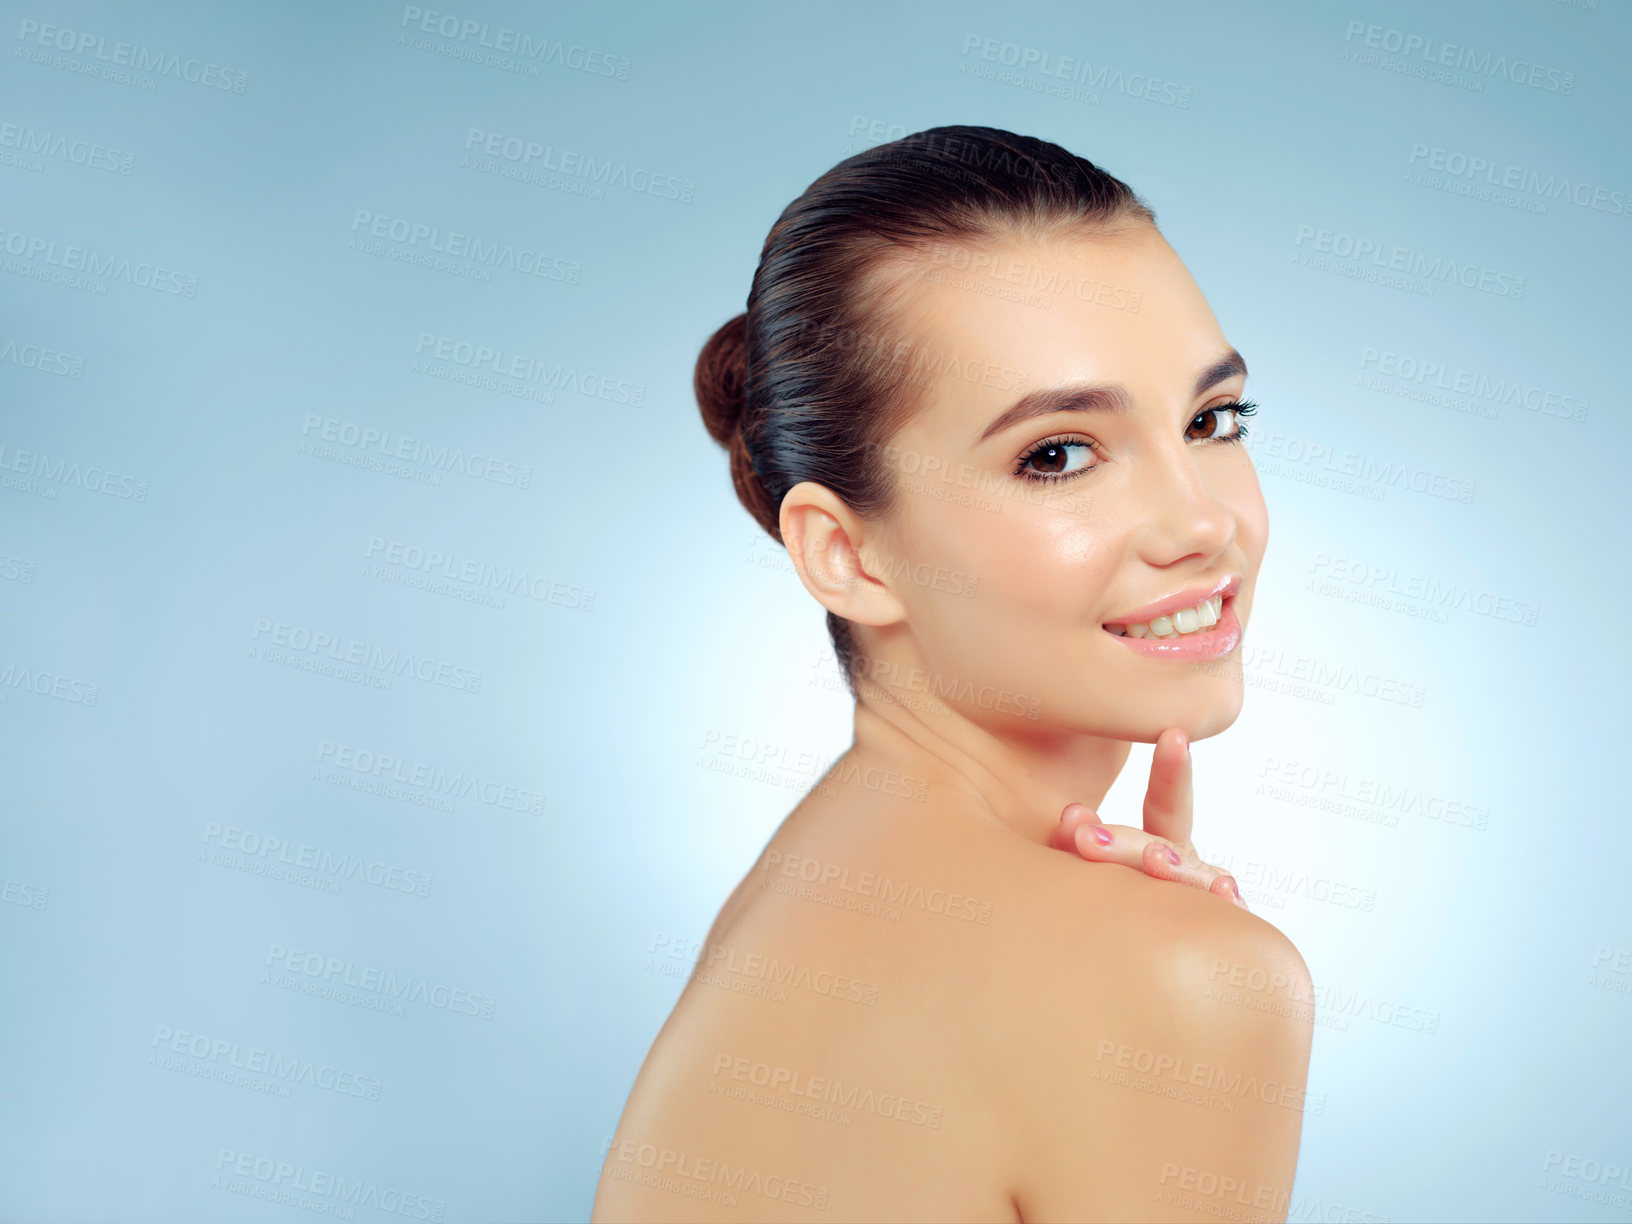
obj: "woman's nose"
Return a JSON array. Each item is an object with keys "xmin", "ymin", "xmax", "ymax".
[{"xmin": 1129, "ymin": 442, "xmax": 1237, "ymax": 566}]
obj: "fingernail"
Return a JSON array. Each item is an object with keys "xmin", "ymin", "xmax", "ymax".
[
  {"xmin": 1092, "ymin": 826, "xmax": 1113, "ymax": 846},
  {"xmin": 1164, "ymin": 846, "xmax": 1181, "ymax": 866},
  {"xmin": 1227, "ymin": 877, "xmax": 1240, "ymax": 900}
]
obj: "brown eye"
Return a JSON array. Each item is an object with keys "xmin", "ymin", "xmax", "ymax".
[
  {"xmin": 1031, "ymin": 443, "xmax": 1071, "ymax": 474},
  {"xmin": 1013, "ymin": 437, "xmax": 1096, "ymax": 482},
  {"xmin": 1187, "ymin": 400, "xmax": 1258, "ymax": 444}
]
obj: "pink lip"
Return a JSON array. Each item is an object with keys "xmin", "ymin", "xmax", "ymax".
[
  {"xmin": 1106, "ymin": 595, "xmax": 1242, "ymax": 660},
  {"xmin": 1103, "ymin": 575, "xmax": 1242, "ymax": 628}
]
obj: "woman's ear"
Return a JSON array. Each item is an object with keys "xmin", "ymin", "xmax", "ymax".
[{"xmin": 778, "ymin": 481, "xmax": 908, "ymax": 629}]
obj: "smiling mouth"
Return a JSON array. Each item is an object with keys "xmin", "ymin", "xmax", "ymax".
[{"xmin": 1105, "ymin": 594, "xmax": 1229, "ymax": 639}]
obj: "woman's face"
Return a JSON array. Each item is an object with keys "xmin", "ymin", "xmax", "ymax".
[{"xmin": 861, "ymin": 223, "xmax": 1269, "ymax": 743}]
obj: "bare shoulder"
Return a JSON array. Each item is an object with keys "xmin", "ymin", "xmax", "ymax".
[
  {"xmin": 593, "ymin": 797, "xmax": 1315, "ymax": 1222},
  {"xmin": 940, "ymin": 811, "xmax": 1312, "ymax": 1021},
  {"xmin": 591, "ymin": 799, "xmax": 1029, "ymax": 1222},
  {"xmin": 977, "ymin": 838, "xmax": 1317, "ymax": 1222}
]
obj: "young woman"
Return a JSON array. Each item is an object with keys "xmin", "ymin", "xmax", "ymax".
[{"xmin": 595, "ymin": 126, "xmax": 1312, "ymax": 1223}]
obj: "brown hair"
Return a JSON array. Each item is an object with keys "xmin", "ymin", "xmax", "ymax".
[{"xmin": 695, "ymin": 125, "xmax": 1155, "ymax": 693}]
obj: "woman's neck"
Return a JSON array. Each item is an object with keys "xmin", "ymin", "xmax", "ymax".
[{"xmin": 842, "ymin": 683, "xmax": 1133, "ymax": 848}]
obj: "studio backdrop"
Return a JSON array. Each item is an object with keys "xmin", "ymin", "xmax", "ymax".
[{"xmin": 2, "ymin": 1, "xmax": 1628, "ymax": 1221}]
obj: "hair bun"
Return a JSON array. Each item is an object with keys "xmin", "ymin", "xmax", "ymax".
[
  {"xmin": 695, "ymin": 312, "xmax": 782, "ymax": 540},
  {"xmin": 695, "ymin": 313, "xmax": 749, "ymax": 445}
]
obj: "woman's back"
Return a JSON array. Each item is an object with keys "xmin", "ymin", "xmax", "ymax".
[{"xmin": 593, "ymin": 772, "xmax": 1314, "ymax": 1222}]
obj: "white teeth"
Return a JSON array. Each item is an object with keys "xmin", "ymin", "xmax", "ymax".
[{"xmin": 1110, "ymin": 595, "xmax": 1223, "ymax": 640}]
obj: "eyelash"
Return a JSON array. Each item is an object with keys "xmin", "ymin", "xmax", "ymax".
[{"xmin": 1013, "ymin": 400, "xmax": 1260, "ymax": 484}]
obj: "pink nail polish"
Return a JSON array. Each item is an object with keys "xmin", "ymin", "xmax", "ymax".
[
  {"xmin": 1164, "ymin": 846, "xmax": 1181, "ymax": 866},
  {"xmin": 1092, "ymin": 826, "xmax": 1113, "ymax": 846}
]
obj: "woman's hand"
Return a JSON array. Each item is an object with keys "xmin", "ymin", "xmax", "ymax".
[{"xmin": 1048, "ymin": 728, "xmax": 1249, "ymax": 910}]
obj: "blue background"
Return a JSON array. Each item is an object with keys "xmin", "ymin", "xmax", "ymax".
[{"xmin": 2, "ymin": 1, "xmax": 1628, "ymax": 1221}]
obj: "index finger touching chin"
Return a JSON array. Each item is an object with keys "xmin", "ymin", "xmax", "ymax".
[{"xmin": 1141, "ymin": 727, "xmax": 1194, "ymax": 845}]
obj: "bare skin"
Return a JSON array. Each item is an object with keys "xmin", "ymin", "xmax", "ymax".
[{"xmin": 595, "ymin": 226, "xmax": 1312, "ymax": 1221}]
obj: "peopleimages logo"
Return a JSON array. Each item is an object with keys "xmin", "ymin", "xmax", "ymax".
[
  {"xmin": 399, "ymin": 6, "xmax": 630, "ymax": 79},
  {"xmin": 709, "ymin": 1053, "xmax": 946, "ymax": 1128},
  {"xmin": 1294, "ymin": 224, "xmax": 1523, "ymax": 299},
  {"xmin": 0, "ymin": 121, "xmax": 134, "ymax": 173},
  {"xmin": 598, "ymin": 1135, "xmax": 828, "ymax": 1211},
  {"xmin": 1359, "ymin": 347, "xmax": 1588, "ymax": 424},
  {"xmin": 0, "ymin": 337, "xmax": 85, "ymax": 378},
  {"xmin": 350, "ymin": 211, "xmax": 581, "ymax": 283},
  {"xmin": 1258, "ymin": 755, "xmax": 1491, "ymax": 830},
  {"xmin": 413, "ymin": 333, "xmax": 643, "ymax": 405},
  {"xmin": 1310, "ymin": 551, "xmax": 1540, "ymax": 628},
  {"xmin": 0, "ymin": 447, "xmax": 129, "ymax": 501},
  {"xmin": 250, "ymin": 617, "xmax": 483, "ymax": 693},
  {"xmin": 213, "ymin": 1149, "xmax": 446, "ymax": 1220},
  {"xmin": 201, "ymin": 822, "xmax": 434, "ymax": 896},
  {"xmin": 365, "ymin": 536, "xmax": 597, "ymax": 612},
  {"xmin": 0, "ymin": 661, "xmax": 99, "ymax": 706},
  {"xmin": 298, "ymin": 414, "xmax": 533, "ymax": 488},
  {"xmin": 958, "ymin": 34, "xmax": 1193, "ymax": 107},
  {"xmin": 759, "ymin": 850, "xmax": 992, "ymax": 924},
  {"xmin": 0, "ymin": 226, "xmax": 199, "ymax": 296},
  {"xmin": 14, "ymin": 19, "xmax": 249, "ymax": 91},
  {"xmin": 153, "ymin": 1025, "xmax": 383, "ymax": 1099},
  {"xmin": 1408, "ymin": 145, "xmax": 1627, "ymax": 217},
  {"xmin": 1246, "ymin": 427, "xmax": 1476, "ymax": 506},
  {"xmin": 1341, "ymin": 20, "xmax": 1575, "ymax": 93},
  {"xmin": 263, "ymin": 944, "xmax": 496, "ymax": 1019},
  {"xmin": 316, "ymin": 739, "xmax": 548, "ymax": 815},
  {"xmin": 462, "ymin": 128, "xmax": 695, "ymax": 202},
  {"xmin": 646, "ymin": 933, "xmax": 880, "ymax": 1006}
]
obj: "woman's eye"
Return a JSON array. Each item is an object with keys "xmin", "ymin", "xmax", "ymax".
[
  {"xmin": 1016, "ymin": 438, "xmax": 1095, "ymax": 482},
  {"xmin": 1188, "ymin": 399, "xmax": 1258, "ymax": 442},
  {"xmin": 1015, "ymin": 401, "xmax": 1259, "ymax": 483}
]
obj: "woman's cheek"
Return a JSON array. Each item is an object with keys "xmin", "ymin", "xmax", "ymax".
[{"xmin": 1027, "ymin": 521, "xmax": 1120, "ymax": 621}]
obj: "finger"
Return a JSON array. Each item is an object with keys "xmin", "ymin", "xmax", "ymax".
[
  {"xmin": 1151, "ymin": 844, "xmax": 1248, "ymax": 911},
  {"xmin": 1052, "ymin": 802, "xmax": 1102, "ymax": 851},
  {"xmin": 1209, "ymin": 873, "xmax": 1251, "ymax": 911},
  {"xmin": 1195, "ymin": 860, "xmax": 1250, "ymax": 910},
  {"xmin": 1072, "ymin": 822, "xmax": 1234, "ymax": 897},
  {"xmin": 1142, "ymin": 727, "xmax": 1194, "ymax": 849}
]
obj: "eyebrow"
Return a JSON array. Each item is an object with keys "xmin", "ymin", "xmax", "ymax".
[{"xmin": 976, "ymin": 348, "xmax": 1250, "ymax": 445}]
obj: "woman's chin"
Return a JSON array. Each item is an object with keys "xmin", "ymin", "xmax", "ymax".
[{"xmin": 1121, "ymin": 693, "xmax": 1244, "ymax": 744}]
